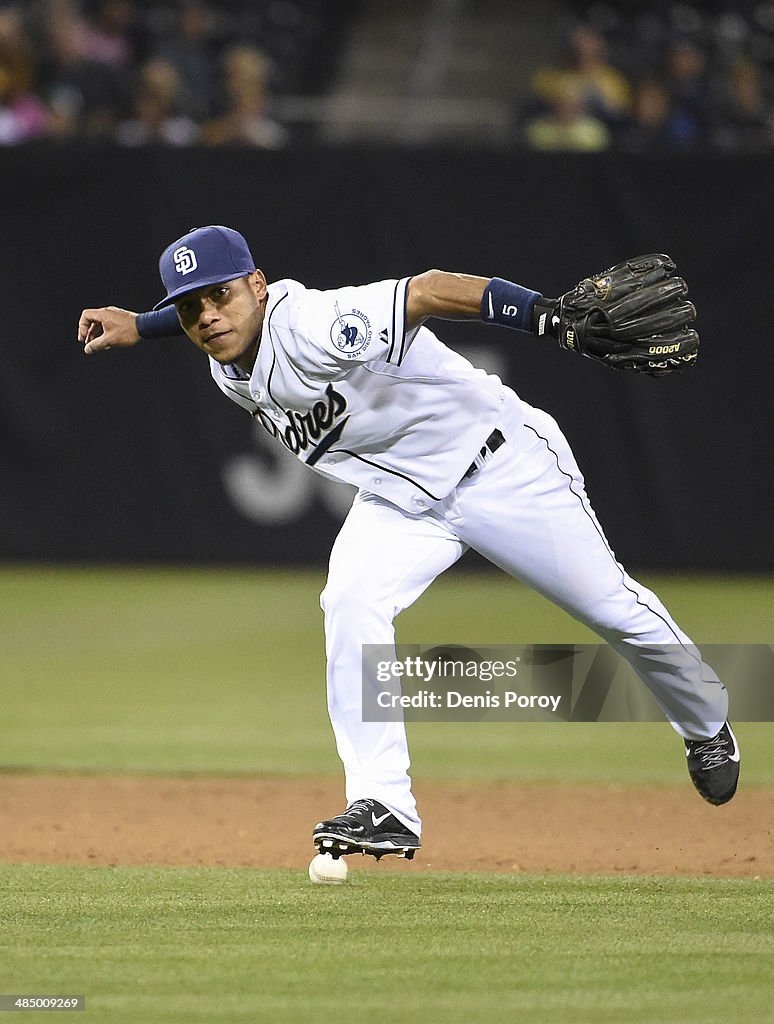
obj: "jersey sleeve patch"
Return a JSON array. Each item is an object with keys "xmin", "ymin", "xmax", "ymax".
[
  {"xmin": 328, "ymin": 278, "xmax": 412, "ymax": 368},
  {"xmin": 330, "ymin": 305, "xmax": 372, "ymax": 358},
  {"xmin": 299, "ymin": 277, "xmax": 414, "ymax": 376}
]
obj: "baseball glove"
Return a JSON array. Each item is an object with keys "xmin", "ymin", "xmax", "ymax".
[{"xmin": 534, "ymin": 254, "xmax": 699, "ymax": 377}]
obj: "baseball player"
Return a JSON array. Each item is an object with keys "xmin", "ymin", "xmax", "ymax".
[{"xmin": 77, "ymin": 225, "xmax": 740, "ymax": 861}]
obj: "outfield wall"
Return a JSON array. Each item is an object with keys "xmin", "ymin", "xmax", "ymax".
[{"xmin": 1, "ymin": 146, "xmax": 770, "ymax": 569}]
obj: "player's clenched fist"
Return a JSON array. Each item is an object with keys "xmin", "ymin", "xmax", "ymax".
[{"xmin": 78, "ymin": 306, "xmax": 141, "ymax": 355}]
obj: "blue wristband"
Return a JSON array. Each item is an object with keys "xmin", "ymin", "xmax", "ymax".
[
  {"xmin": 136, "ymin": 306, "xmax": 184, "ymax": 339},
  {"xmin": 480, "ymin": 278, "xmax": 542, "ymax": 333}
]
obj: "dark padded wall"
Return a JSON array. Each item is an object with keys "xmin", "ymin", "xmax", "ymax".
[{"xmin": 1, "ymin": 147, "xmax": 770, "ymax": 568}]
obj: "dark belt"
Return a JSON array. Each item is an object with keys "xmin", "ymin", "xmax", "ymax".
[{"xmin": 462, "ymin": 428, "xmax": 505, "ymax": 480}]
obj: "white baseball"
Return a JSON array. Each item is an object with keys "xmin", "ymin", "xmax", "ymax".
[{"xmin": 308, "ymin": 853, "xmax": 349, "ymax": 885}]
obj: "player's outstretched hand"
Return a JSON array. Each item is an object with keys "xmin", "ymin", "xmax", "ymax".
[{"xmin": 78, "ymin": 306, "xmax": 141, "ymax": 355}]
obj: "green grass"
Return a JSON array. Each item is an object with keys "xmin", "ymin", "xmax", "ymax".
[
  {"xmin": 0, "ymin": 865, "xmax": 772, "ymax": 1024},
  {"xmin": 1, "ymin": 566, "xmax": 772, "ymax": 784},
  {"xmin": 2, "ymin": 571, "xmax": 772, "ymax": 1024}
]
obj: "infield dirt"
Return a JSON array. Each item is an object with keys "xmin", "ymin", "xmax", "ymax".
[{"xmin": 0, "ymin": 775, "xmax": 771, "ymax": 878}]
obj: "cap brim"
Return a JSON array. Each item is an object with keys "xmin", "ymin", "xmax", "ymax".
[{"xmin": 152, "ymin": 273, "xmax": 242, "ymax": 310}]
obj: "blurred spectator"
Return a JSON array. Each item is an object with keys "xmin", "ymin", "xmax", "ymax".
[
  {"xmin": 202, "ymin": 44, "xmax": 288, "ymax": 148},
  {"xmin": 0, "ymin": 70, "xmax": 48, "ymax": 145},
  {"xmin": 713, "ymin": 58, "xmax": 774, "ymax": 150},
  {"xmin": 619, "ymin": 78, "xmax": 674, "ymax": 151},
  {"xmin": 156, "ymin": 0, "xmax": 217, "ymax": 121},
  {"xmin": 77, "ymin": 0, "xmax": 137, "ymax": 68},
  {"xmin": 0, "ymin": 8, "xmax": 48, "ymax": 143},
  {"xmin": 0, "ymin": 7, "xmax": 35, "ymax": 93},
  {"xmin": 662, "ymin": 40, "xmax": 713, "ymax": 146},
  {"xmin": 530, "ymin": 24, "xmax": 631, "ymax": 132},
  {"xmin": 524, "ymin": 81, "xmax": 611, "ymax": 151},
  {"xmin": 41, "ymin": 0, "xmax": 128, "ymax": 139},
  {"xmin": 115, "ymin": 57, "xmax": 198, "ymax": 146}
]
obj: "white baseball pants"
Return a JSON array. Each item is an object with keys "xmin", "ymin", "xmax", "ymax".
[{"xmin": 320, "ymin": 390, "xmax": 728, "ymax": 834}]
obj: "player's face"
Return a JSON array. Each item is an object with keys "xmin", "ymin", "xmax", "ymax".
[{"xmin": 175, "ymin": 271, "xmax": 268, "ymax": 371}]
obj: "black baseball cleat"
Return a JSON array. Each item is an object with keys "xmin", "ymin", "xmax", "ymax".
[
  {"xmin": 685, "ymin": 722, "xmax": 740, "ymax": 806},
  {"xmin": 313, "ymin": 798, "xmax": 420, "ymax": 860}
]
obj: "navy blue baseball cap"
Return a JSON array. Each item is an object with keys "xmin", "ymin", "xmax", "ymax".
[{"xmin": 153, "ymin": 225, "xmax": 256, "ymax": 309}]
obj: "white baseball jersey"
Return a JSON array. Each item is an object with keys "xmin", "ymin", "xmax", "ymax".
[{"xmin": 209, "ymin": 278, "xmax": 514, "ymax": 510}]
